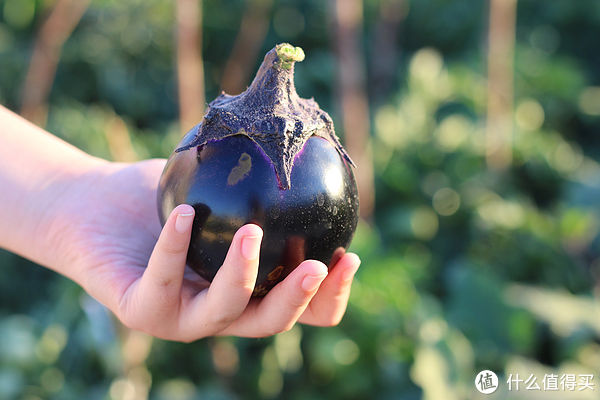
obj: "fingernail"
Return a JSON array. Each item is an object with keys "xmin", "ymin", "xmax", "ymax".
[
  {"xmin": 241, "ymin": 235, "xmax": 261, "ymax": 260},
  {"xmin": 301, "ymin": 274, "xmax": 326, "ymax": 292},
  {"xmin": 175, "ymin": 212, "xmax": 194, "ymax": 233}
]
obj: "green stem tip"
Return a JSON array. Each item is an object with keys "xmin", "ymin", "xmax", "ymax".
[{"xmin": 275, "ymin": 43, "xmax": 305, "ymax": 70}]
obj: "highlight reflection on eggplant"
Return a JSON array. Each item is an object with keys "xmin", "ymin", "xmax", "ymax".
[{"xmin": 157, "ymin": 44, "xmax": 359, "ymax": 296}]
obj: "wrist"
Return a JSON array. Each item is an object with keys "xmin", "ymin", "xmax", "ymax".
[{"xmin": 26, "ymin": 155, "xmax": 114, "ymax": 282}]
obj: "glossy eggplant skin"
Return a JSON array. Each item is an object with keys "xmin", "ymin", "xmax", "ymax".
[{"xmin": 157, "ymin": 133, "xmax": 359, "ymax": 296}]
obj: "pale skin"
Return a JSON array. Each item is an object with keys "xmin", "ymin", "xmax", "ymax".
[{"xmin": 0, "ymin": 105, "xmax": 361, "ymax": 342}]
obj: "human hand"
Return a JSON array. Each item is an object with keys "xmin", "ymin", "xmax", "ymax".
[{"xmin": 54, "ymin": 159, "xmax": 360, "ymax": 342}]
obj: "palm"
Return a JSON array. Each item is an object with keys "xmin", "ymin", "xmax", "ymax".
[{"xmin": 71, "ymin": 159, "xmax": 207, "ymax": 309}]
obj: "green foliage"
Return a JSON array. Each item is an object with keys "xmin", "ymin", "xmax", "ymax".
[{"xmin": 1, "ymin": 0, "xmax": 600, "ymax": 399}]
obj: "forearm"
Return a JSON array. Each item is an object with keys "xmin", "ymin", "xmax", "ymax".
[{"xmin": 0, "ymin": 105, "xmax": 106, "ymax": 275}]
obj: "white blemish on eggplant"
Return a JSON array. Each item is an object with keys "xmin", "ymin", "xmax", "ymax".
[{"xmin": 227, "ymin": 152, "xmax": 252, "ymax": 185}]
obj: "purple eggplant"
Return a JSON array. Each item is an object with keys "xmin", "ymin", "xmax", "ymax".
[{"xmin": 157, "ymin": 44, "xmax": 359, "ymax": 296}]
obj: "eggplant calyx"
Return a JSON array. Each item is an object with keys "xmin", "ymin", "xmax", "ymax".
[{"xmin": 176, "ymin": 43, "xmax": 355, "ymax": 190}]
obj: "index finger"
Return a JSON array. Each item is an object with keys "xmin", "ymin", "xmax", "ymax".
[{"xmin": 118, "ymin": 204, "xmax": 194, "ymax": 333}]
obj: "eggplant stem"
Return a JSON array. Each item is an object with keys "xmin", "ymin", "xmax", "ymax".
[{"xmin": 275, "ymin": 43, "xmax": 305, "ymax": 70}]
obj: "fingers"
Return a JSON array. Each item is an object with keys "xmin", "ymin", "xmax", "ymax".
[
  {"xmin": 118, "ymin": 204, "xmax": 194, "ymax": 331},
  {"xmin": 298, "ymin": 252, "xmax": 360, "ymax": 327},
  {"xmin": 218, "ymin": 260, "xmax": 328, "ymax": 337},
  {"xmin": 178, "ymin": 224, "xmax": 263, "ymax": 338},
  {"xmin": 116, "ymin": 203, "xmax": 357, "ymax": 341}
]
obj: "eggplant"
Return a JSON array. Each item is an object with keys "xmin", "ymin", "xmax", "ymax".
[{"xmin": 157, "ymin": 43, "xmax": 359, "ymax": 296}]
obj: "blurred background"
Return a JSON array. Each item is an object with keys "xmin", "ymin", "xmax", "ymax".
[{"xmin": 1, "ymin": 0, "xmax": 600, "ymax": 399}]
